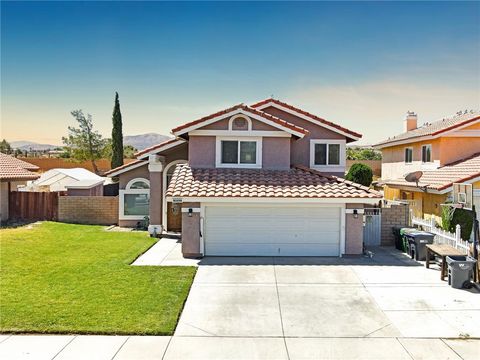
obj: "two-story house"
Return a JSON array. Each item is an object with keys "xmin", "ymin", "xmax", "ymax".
[
  {"xmin": 374, "ymin": 110, "xmax": 480, "ymax": 221},
  {"xmin": 106, "ymin": 99, "xmax": 381, "ymax": 257}
]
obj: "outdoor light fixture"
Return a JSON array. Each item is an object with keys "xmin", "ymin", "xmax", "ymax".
[
  {"xmin": 188, "ymin": 208, "xmax": 193, "ymax": 217},
  {"xmin": 353, "ymin": 209, "xmax": 358, "ymax": 219}
]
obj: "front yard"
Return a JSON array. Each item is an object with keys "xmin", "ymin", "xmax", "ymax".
[{"xmin": 0, "ymin": 222, "xmax": 196, "ymax": 335}]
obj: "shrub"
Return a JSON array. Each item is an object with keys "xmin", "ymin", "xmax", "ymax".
[
  {"xmin": 441, "ymin": 205, "xmax": 474, "ymax": 241},
  {"xmin": 345, "ymin": 163, "xmax": 373, "ymax": 187}
]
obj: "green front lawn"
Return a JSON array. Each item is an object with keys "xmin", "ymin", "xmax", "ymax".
[{"xmin": 0, "ymin": 222, "xmax": 196, "ymax": 335}]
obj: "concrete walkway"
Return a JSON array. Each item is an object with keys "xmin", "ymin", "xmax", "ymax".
[{"xmin": 132, "ymin": 237, "xmax": 200, "ymax": 266}]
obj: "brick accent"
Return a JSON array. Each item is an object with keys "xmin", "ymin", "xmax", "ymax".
[
  {"xmin": 381, "ymin": 203, "xmax": 409, "ymax": 246},
  {"xmin": 58, "ymin": 196, "xmax": 118, "ymax": 225}
]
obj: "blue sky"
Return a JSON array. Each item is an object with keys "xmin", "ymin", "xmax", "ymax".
[{"xmin": 1, "ymin": 1, "xmax": 479, "ymax": 145}]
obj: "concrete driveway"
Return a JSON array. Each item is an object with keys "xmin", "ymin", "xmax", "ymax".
[
  {"xmin": 2, "ymin": 248, "xmax": 479, "ymax": 359},
  {"xmin": 169, "ymin": 247, "xmax": 480, "ymax": 359}
]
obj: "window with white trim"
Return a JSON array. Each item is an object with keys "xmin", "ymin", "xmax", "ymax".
[
  {"xmin": 421, "ymin": 144, "xmax": 432, "ymax": 163},
  {"xmin": 404, "ymin": 147, "xmax": 413, "ymax": 163},
  {"xmin": 215, "ymin": 137, "xmax": 262, "ymax": 168},
  {"xmin": 309, "ymin": 140, "xmax": 345, "ymax": 170},
  {"xmin": 119, "ymin": 178, "xmax": 150, "ymax": 220}
]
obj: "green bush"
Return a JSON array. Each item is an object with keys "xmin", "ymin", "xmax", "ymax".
[
  {"xmin": 441, "ymin": 205, "xmax": 474, "ymax": 241},
  {"xmin": 345, "ymin": 163, "xmax": 373, "ymax": 187}
]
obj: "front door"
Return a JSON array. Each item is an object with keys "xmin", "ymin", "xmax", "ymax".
[{"xmin": 167, "ymin": 202, "xmax": 182, "ymax": 232}]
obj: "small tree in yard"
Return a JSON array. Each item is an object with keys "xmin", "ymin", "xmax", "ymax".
[
  {"xmin": 111, "ymin": 92, "xmax": 124, "ymax": 169},
  {"xmin": 62, "ymin": 110, "xmax": 105, "ymax": 174},
  {"xmin": 345, "ymin": 163, "xmax": 373, "ymax": 187}
]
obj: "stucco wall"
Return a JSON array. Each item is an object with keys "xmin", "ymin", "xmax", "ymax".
[
  {"xmin": 345, "ymin": 204, "xmax": 364, "ymax": 255},
  {"xmin": 119, "ymin": 165, "xmax": 149, "ymax": 189},
  {"xmin": 189, "ymin": 136, "xmax": 216, "ymax": 168},
  {"xmin": 188, "ymin": 135, "xmax": 291, "ymax": 170},
  {"xmin": 200, "ymin": 116, "xmax": 279, "ymax": 131},
  {"xmin": 181, "ymin": 202, "xmax": 201, "ymax": 257},
  {"xmin": 58, "ymin": 196, "xmax": 118, "ymax": 225},
  {"xmin": 261, "ymin": 106, "xmax": 347, "ymax": 170},
  {"xmin": 0, "ymin": 182, "xmax": 9, "ymax": 222}
]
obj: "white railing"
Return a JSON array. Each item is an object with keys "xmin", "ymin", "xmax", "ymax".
[{"xmin": 411, "ymin": 216, "xmax": 472, "ymax": 254}]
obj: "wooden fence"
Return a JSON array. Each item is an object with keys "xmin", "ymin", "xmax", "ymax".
[{"xmin": 9, "ymin": 191, "xmax": 60, "ymax": 221}]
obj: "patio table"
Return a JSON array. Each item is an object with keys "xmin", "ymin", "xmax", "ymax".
[{"xmin": 425, "ymin": 244, "xmax": 464, "ymax": 281}]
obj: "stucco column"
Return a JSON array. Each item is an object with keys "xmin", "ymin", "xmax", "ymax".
[{"xmin": 148, "ymin": 155, "xmax": 165, "ymax": 235}]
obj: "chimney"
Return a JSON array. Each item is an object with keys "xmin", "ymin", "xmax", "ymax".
[{"xmin": 404, "ymin": 111, "xmax": 417, "ymax": 132}]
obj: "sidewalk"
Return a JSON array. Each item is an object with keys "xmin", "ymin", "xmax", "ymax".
[{"xmin": 1, "ymin": 334, "xmax": 479, "ymax": 359}]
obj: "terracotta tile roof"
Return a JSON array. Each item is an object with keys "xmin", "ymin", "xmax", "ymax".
[
  {"xmin": 0, "ymin": 153, "xmax": 40, "ymax": 180},
  {"xmin": 375, "ymin": 110, "xmax": 480, "ymax": 147},
  {"xmin": 166, "ymin": 164, "xmax": 381, "ymax": 199},
  {"xmin": 103, "ymin": 159, "xmax": 147, "ymax": 176},
  {"xmin": 171, "ymin": 103, "xmax": 309, "ymax": 136},
  {"xmin": 383, "ymin": 152, "xmax": 480, "ymax": 191},
  {"xmin": 134, "ymin": 138, "xmax": 184, "ymax": 158},
  {"xmin": 250, "ymin": 98, "xmax": 362, "ymax": 140}
]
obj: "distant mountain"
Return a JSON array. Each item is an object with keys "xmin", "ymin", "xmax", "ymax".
[
  {"xmin": 10, "ymin": 141, "xmax": 60, "ymax": 151},
  {"xmin": 123, "ymin": 133, "xmax": 171, "ymax": 151}
]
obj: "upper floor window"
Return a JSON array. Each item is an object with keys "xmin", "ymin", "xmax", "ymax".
[
  {"xmin": 216, "ymin": 137, "xmax": 262, "ymax": 168},
  {"xmin": 421, "ymin": 144, "xmax": 432, "ymax": 163},
  {"xmin": 404, "ymin": 147, "xmax": 413, "ymax": 164},
  {"xmin": 310, "ymin": 140, "xmax": 345, "ymax": 169}
]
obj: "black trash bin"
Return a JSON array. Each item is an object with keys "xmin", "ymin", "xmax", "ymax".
[
  {"xmin": 446, "ymin": 256, "xmax": 477, "ymax": 289},
  {"xmin": 403, "ymin": 230, "xmax": 435, "ymax": 261},
  {"xmin": 399, "ymin": 228, "xmax": 417, "ymax": 253}
]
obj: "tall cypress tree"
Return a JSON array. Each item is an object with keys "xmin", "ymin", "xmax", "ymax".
[{"xmin": 111, "ymin": 92, "xmax": 124, "ymax": 168}]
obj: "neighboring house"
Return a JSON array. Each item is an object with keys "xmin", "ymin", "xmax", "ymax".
[
  {"xmin": 21, "ymin": 168, "xmax": 104, "ymax": 192},
  {"xmin": 106, "ymin": 99, "xmax": 381, "ymax": 257},
  {"xmin": 0, "ymin": 153, "xmax": 40, "ymax": 222},
  {"xmin": 374, "ymin": 110, "xmax": 480, "ymax": 221}
]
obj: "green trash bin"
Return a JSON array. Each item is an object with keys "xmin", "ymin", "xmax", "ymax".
[{"xmin": 399, "ymin": 228, "xmax": 416, "ymax": 253}]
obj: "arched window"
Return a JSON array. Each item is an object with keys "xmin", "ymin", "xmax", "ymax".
[
  {"xmin": 120, "ymin": 178, "xmax": 150, "ymax": 220},
  {"xmin": 126, "ymin": 178, "xmax": 150, "ymax": 190}
]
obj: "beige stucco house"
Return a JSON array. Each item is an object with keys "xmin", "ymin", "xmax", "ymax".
[
  {"xmin": 106, "ymin": 99, "xmax": 381, "ymax": 257},
  {"xmin": 374, "ymin": 110, "xmax": 480, "ymax": 222},
  {"xmin": 0, "ymin": 153, "xmax": 40, "ymax": 222}
]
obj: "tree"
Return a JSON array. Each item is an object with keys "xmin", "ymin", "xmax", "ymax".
[
  {"xmin": 62, "ymin": 110, "xmax": 105, "ymax": 174},
  {"xmin": 111, "ymin": 92, "xmax": 124, "ymax": 169},
  {"xmin": 345, "ymin": 163, "xmax": 373, "ymax": 187},
  {"xmin": 346, "ymin": 147, "xmax": 382, "ymax": 160},
  {"xmin": 0, "ymin": 139, "xmax": 12, "ymax": 154},
  {"xmin": 102, "ymin": 139, "xmax": 137, "ymax": 160}
]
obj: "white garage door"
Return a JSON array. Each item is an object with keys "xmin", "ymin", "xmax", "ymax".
[{"xmin": 204, "ymin": 205, "xmax": 342, "ymax": 256}]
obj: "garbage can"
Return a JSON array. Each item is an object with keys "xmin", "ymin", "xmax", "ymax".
[
  {"xmin": 399, "ymin": 228, "xmax": 417, "ymax": 254},
  {"xmin": 403, "ymin": 230, "xmax": 435, "ymax": 261},
  {"xmin": 446, "ymin": 256, "xmax": 477, "ymax": 289},
  {"xmin": 392, "ymin": 226, "xmax": 405, "ymax": 251}
]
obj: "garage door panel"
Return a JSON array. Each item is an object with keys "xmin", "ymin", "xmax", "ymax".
[{"xmin": 204, "ymin": 205, "xmax": 341, "ymax": 256}]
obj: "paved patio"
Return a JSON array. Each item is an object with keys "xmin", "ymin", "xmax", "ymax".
[{"xmin": 2, "ymin": 247, "xmax": 479, "ymax": 359}]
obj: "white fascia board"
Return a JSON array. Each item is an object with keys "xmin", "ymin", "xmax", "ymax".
[
  {"xmin": 137, "ymin": 139, "xmax": 186, "ymax": 160},
  {"xmin": 189, "ymin": 130, "xmax": 291, "ymax": 137},
  {"xmin": 166, "ymin": 196, "xmax": 381, "ymax": 204},
  {"xmin": 384, "ymin": 174, "xmax": 480, "ymax": 195},
  {"xmin": 255, "ymin": 102, "xmax": 361, "ymax": 141},
  {"xmin": 173, "ymin": 108, "xmax": 306, "ymax": 138},
  {"xmin": 107, "ymin": 161, "xmax": 148, "ymax": 177}
]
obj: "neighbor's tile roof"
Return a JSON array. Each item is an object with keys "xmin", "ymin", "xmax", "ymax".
[
  {"xmin": 0, "ymin": 153, "xmax": 40, "ymax": 180},
  {"xmin": 375, "ymin": 110, "xmax": 480, "ymax": 147},
  {"xmin": 171, "ymin": 103, "xmax": 309, "ymax": 136},
  {"xmin": 384, "ymin": 152, "xmax": 480, "ymax": 191},
  {"xmin": 166, "ymin": 164, "xmax": 381, "ymax": 199},
  {"xmin": 251, "ymin": 98, "xmax": 362, "ymax": 140}
]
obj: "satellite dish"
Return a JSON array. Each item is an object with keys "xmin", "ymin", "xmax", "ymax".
[{"xmin": 404, "ymin": 171, "xmax": 423, "ymax": 183}]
